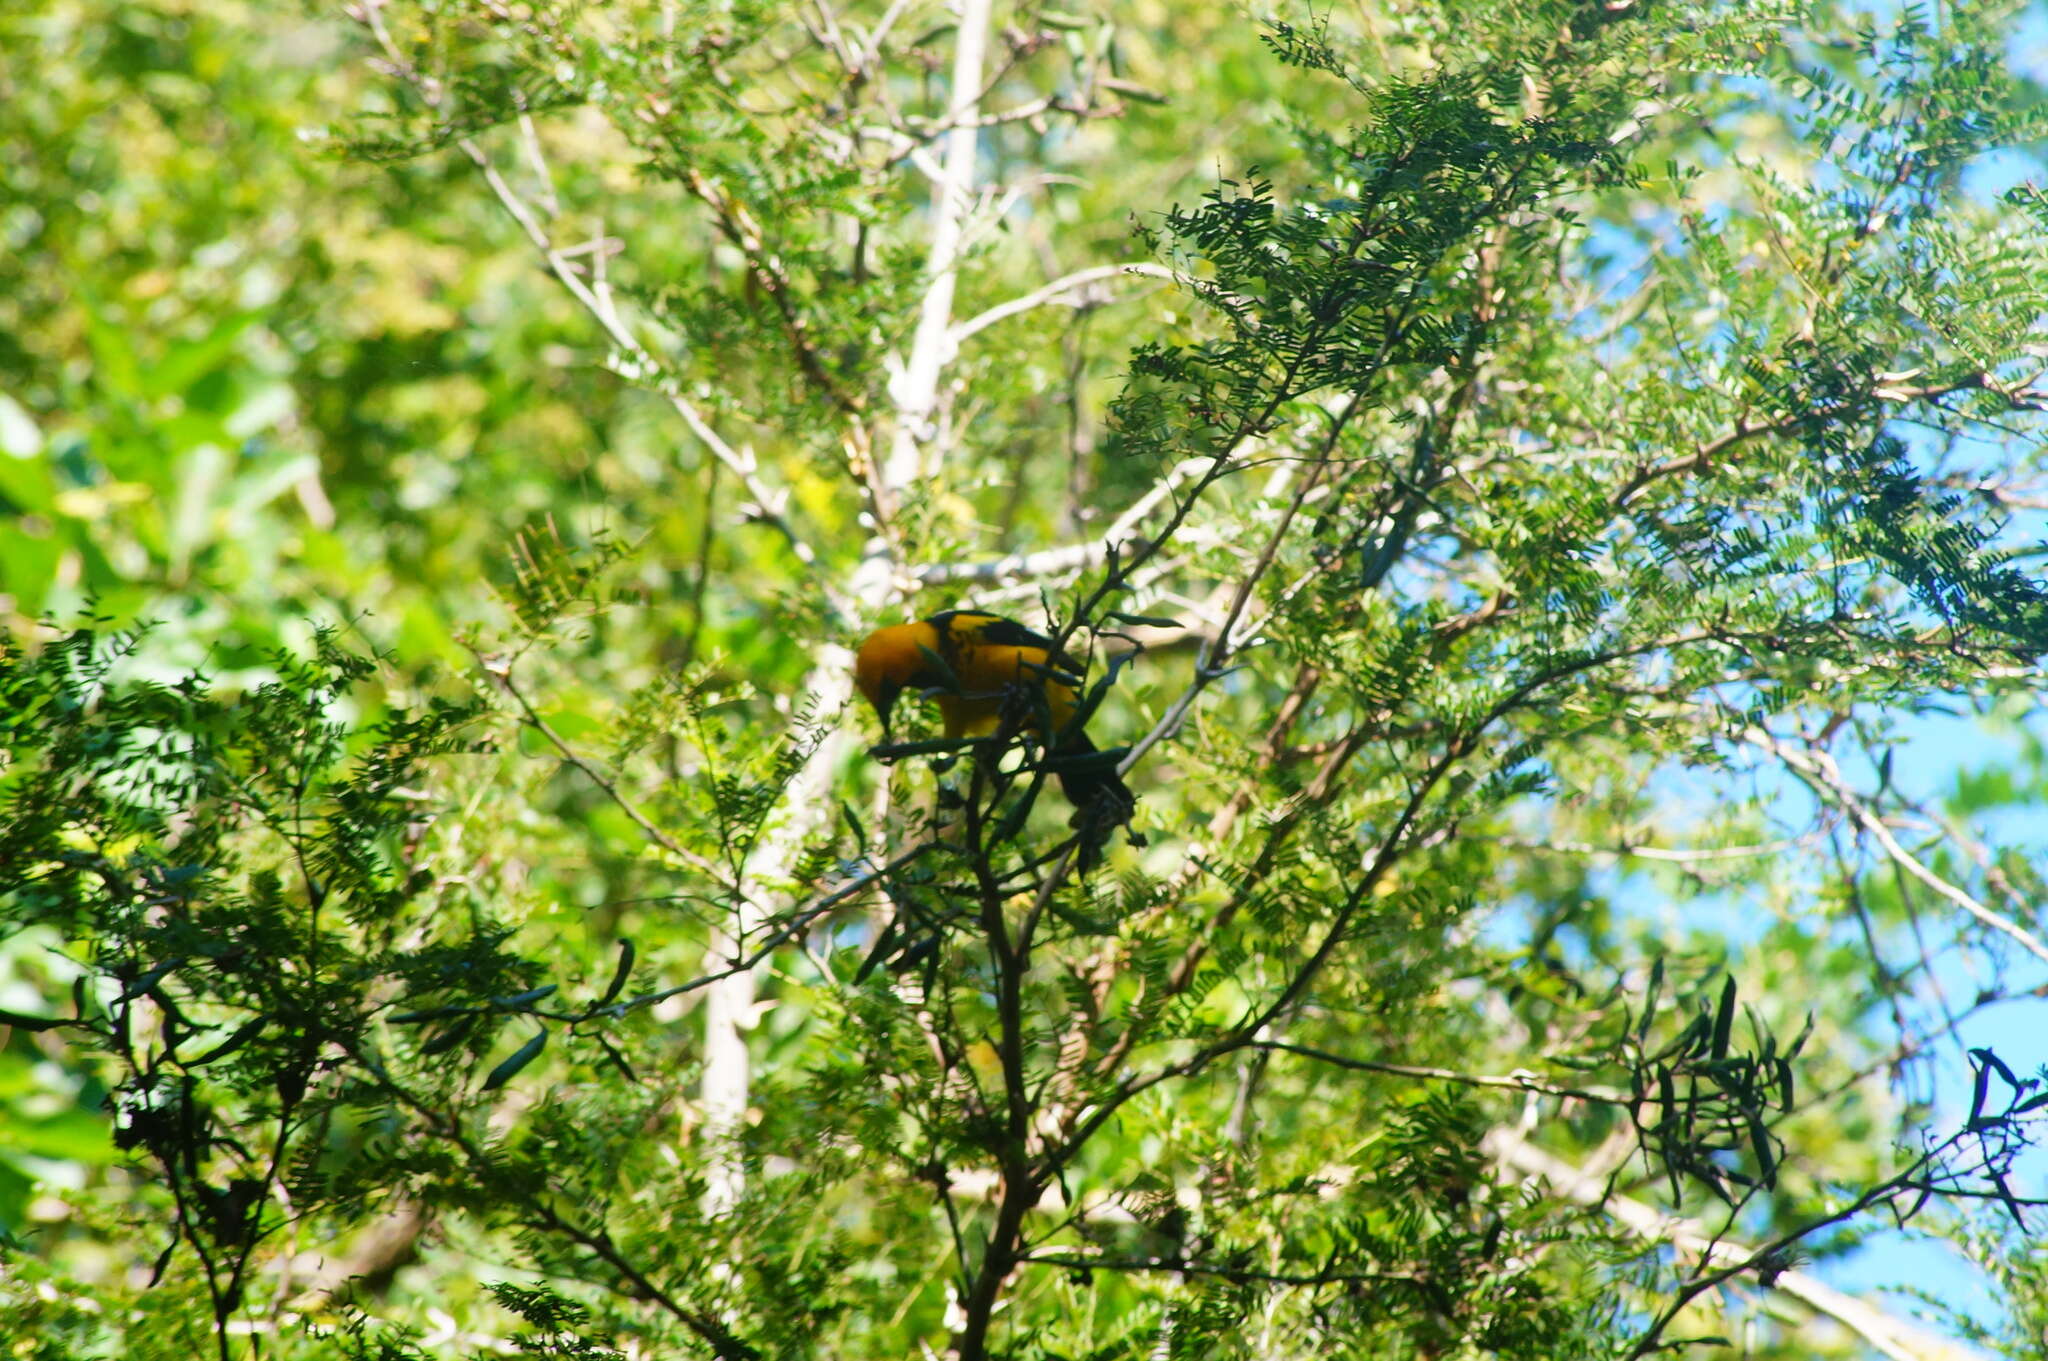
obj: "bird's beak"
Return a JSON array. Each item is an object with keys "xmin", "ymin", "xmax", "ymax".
[{"xmin": 876, "ymin": 682, "xmax": 900, "ymax": 742}]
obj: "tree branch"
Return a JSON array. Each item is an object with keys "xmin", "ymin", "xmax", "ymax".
[
  {"xmin": 1745, "ymin": 726, "xmax": 2048, "ymax": 969},
  {"xmin": 884, "ymin": 0, "xmax": 992, "ymax": 493},
  {"xmin": 1485, "ymin": 1130, "xmax": 1989, "ymax": 1361},
  {"xmin": 1246, "ymin": 1040, "xmax": 1628, "ymax": 1105},
  {"xmin": 351, "ymin": 0, "xmax": 843, "ymax": 619},
  {"xmin": 949, "ymin": 262, "xmax": 1181, "ymax": 345},
  {"xmin": 912, "ymin": 456, "xmax": 1209, "ymax": 587}
]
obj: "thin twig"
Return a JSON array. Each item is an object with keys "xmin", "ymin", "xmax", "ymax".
[
  {"xmin": 535, "ymin": 841, "xmax": 938, "ymax": 1024},
  {"xmin": 1018, "ymin": 1251, "xmax": 1428, "ymax": 1290},
  {"xmin": 1613, "ymin": 373, "xmax": 2034, "ymax": 510},
  {"xmin": 949, "ymin": 263, "xmax": 1182, "ymax": 344},
  {"xmin": 1746, "ymin": 727, "xmax": 2048, "ymax": 968},
  {"xmin": 913, "ymin": 457, "xmax": 1210, "ymax": 586},
  {"xmin": 1486, "ymin": 1130, "xmax": 1989, "ymax": 1361},
  {"xmin": 352, "ymin": 0, "xmax": 843, "ymax": 618},
  {"xmin": 1245, "ymin": 1040, "xmax": 1628, "ymax": 1105},
  {"xmin": 480, "ymin": 649, "xmax": 736, "ymax": 886},
  {"xmin": 1486, "ymin": 834, "xmax": 1812, "ymax": 864}
]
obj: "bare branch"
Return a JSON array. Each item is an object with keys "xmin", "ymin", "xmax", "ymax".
[
  {"xmin": 913, "ymin": 457, "xmax": 1210, "ymax": 586},
  {"xmin": 1487, "ymin": 1130, "xmax": 1989, "ymax": 1361},
  {"xmin": 1247, "ymin": 1040, "xmax": 1629, "ymax": 1105},
  {"xmin": 885, "ymin": 0, "xmax": 992, "ymax": 493},
  {"xmin": 350, "ymin": 0, "xmax": 843, "ymax": 619},
  {"xmin": 949, "ymin": 262, "xmax": 1181, "ymax": 345},
  {"xmin": 1018, "ymin": 1250, "xmax": 1427, "ymax": 1290},
  {"xmin": 1486, "ymin": 834, "xmax": 1813, "ymax": 864},
  {"xmin": 480, "ymin": 650, "xmax": 737, "ymax": 888},
  {"xmin": 1613, "ymin": 373, "xmax": 2040, "ymax": 510},
  {"xmin": 856, "ymin": 0, "xmax": 916, "ymax": 72},
  {"xmin": 537, "ymin": 841, "xmax": 937, "ymax": 1025},
  {"xmin": 706, "ymin": 645, "xmax": 862, "ymax": 1213},
  {"xmin": 1745, "ymin": 727, "xmax": 2048, "ymax": 969},
  {"xmin": 1114, "ymin": 397, "xmax": 1363, "ymax": 777}
]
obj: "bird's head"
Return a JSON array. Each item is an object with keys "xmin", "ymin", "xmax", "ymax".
[{"xmin": 854, "ymin": 622, "xmax": 929, "ymax": 740}]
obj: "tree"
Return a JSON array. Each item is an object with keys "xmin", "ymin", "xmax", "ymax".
[{"xmin": 4, "ymin": 1, "xmax": 2048, "ymax": 1357}]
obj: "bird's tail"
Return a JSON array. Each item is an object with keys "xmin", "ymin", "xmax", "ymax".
[{"xmin": 1052, "ymin": 731, "xmax": 1137, "ymax": 872}]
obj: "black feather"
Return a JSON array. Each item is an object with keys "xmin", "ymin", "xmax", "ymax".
[{"xmin": 1050, "ymin": 731, "xmax": 1136, "ymax": 872}]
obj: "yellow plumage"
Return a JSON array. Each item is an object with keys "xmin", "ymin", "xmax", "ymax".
[{"xmin": 853, "ymin": 610, "xmax": 1134, "ymax": 863}]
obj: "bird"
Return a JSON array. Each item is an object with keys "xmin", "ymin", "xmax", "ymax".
[{"xmin": 853, "ymin": 609, "xmax": 1136, "ymax": 866}]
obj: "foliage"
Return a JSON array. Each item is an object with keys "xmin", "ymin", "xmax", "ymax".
[{"xmin": 4, "ymin": 1, "xmax": 2048, "ymax": 1358}]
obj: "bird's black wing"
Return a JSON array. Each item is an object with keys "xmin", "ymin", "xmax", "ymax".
[{"xmin": 936, "ymin": 611, "xmax": 1084, "ymax": 672}]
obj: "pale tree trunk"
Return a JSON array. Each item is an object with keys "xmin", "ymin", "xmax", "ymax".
[
  {"xmin": 887, "ymin": 0, "xmax": 992, "ymax": 490},
  {"xmin": 699, "ymin": 0, "xmax": 994, "ymax": 1217}
]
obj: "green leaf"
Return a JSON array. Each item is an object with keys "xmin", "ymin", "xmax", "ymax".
[
  {"xmin": 143, "ymin": 311, "xmax": 259, "ymax": 400},
  {"xmin": 0, "ymin": 1109, "xmax": 116, "ymax": 1164},
  {"xmin": 1710, "ymin": 976, "xmax": 1737, "ymax": 1061},
  {"xmin": 482, "ymin": 1029, "xmax": 548, "ymax": 1090},
  {"xmin": 601, "ymin": 939, "xmax": 635, "ymax": 1006}
]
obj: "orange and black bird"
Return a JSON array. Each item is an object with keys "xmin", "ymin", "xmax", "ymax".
[{"xmin": 854, "ymin": 610, "xmax": 1136, "ymax": 866}]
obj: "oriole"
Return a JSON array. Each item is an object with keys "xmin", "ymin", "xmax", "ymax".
[{"xmin": 854, "ymin": 610, "xmax": 1135, "ymax": 863}]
